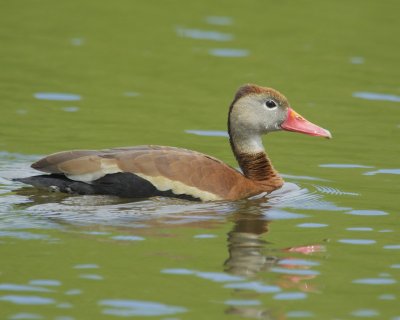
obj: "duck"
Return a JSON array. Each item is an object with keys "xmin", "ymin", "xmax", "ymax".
[{"xmin": 15, "ymin": 84, "xmax": 331, "ymax": 201}]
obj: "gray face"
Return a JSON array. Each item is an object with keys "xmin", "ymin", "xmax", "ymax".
[{"xmin": 230, "ymin": 92, "xmax": 289, "ymax": 136}]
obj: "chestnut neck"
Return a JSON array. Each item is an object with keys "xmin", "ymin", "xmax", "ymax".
[{"xmin": 228, "ymin": 111, "xmax": 283, "ymax": 188}]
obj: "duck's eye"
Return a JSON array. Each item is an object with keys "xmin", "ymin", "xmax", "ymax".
[{"xmin": 265, "ymin": 99, "xmax": 277, "ymax": 109}]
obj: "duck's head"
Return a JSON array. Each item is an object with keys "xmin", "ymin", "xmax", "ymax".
[{"xmin": 228, "ymin": 84, "xmax": 332, "ymax": 140}]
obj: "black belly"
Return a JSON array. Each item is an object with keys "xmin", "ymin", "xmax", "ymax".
[{"xmin": 14, "ymin": 173, "xmax": 199, "ymax": 201}]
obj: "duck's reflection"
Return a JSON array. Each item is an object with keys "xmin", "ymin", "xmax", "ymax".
[
  {"xmin": 11, "ymin": 188, "xmax": 323, "ymax": 320},
  {"xmin": 223, "ymin": 200, "xmax": 324, "ymax": 319},
  {"xmin": 224, "ymin": 213, "xmax": 277, "ymax": 277}
]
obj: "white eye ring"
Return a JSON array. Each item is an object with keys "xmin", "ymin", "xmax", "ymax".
[{"xmin": 265, "ymin": 99, "xmax": 277, "ymax": 109}]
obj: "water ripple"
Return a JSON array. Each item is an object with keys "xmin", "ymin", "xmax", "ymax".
[
  {"xmin": 273, "ymin": 292, "xmax": 307, "ymax": 300},
  {"xmin": 0, "ymin": 284, "xmax": 53, "ymax": 293},
  {"xmin": 0, "ymin": 295, "xmax": 55, "ymax": 305},
  {"xmin": 345, "ymin": 209, "xmax": 388, "ymax": 216},
  {"xmin": 34, "ymin": 93, "xmax": 81, "ymax": 101},
  {"xmin": 0, "ymin": 231, "xmax": 49, "ymax": 240},
  {"xmin": 224, "ymin": 299, "xmax": 260, "ymax": 306},
  {"xmin": 320, "ymin": 163, "xmax": 373, "ymax": 168},
  {"xmin": 193, "ymin": 234, "xmax": 217, "ymax": 239},
  {"xmin": 99, "ymin": 299, "xmax": 187, "ymax": 316},
  {"xmin": 29, "ymin": 279, "xmax": 61, "ymax": 287},
  {"xmin": 338, "ymin": 239, "xmax": 376, "ymax": 245},
  {"xmin": 195, "ymin": 271, "xmax": 244, "ymax": 282},
  {"xmin": 176, "ymin": 27, "xmax": 233, "ymax": 41},
  {"xmin": 297, "ymin": 223, "xmax": 329, "ymax": 228},
  {"xmin": 209, "ymin": 48, "xmax": 249, "ymax": 57},
  {"xmin": 61, "ymin": 106, "xmax": 79, "ymax": 113},
  {"xmin": 353, "ymin": 278, "xmax": 396, "ymax": 285},
  {"xmin": 313, "ymin": 185, "xmax": 359, "ymax": 196},
  {"xmin": 353, "ymin": 91, "xmax": 400, "ymax": 102},
  {"xmin": 278, "ymin": 259, "xmax": 320, "ymax": 267},
  {"xmin": 162, "ymin": 268, "xmax": 243, "ymax": 282},
  {"xmin": 350, "ymin": 56, "xmax": 365, "ymax": 64},
  {"xmin": 73, "ymin": 264, "xmax": 99, "ymax": 269},
  {"xmin": 79, "ymin": 274, "xmax": 103, "ymax": 281},
  {"xmin": 364, "ymin": 168, "xmax": 400, "ymax": 176},
  {"xmin": 383, "ymin": 244, "xmax": 400, "ymax": 250},
  {"xmin": 9, "ymin": 313, "xmax": 43, "ymax": 320},
  {"xmin": 379, "ymin": 294, "xmax": 396, "ymax": 300},
  {"xmin": 351, "ymin": 309, "xmax": 380, "ymax": 317},
  {"xmin": 346, "ymin": 227, "xmax": 373, "ymax": 231},
  {"xmin": 111, "ymin": 235, "xmax": 145, "ymax": 241}
]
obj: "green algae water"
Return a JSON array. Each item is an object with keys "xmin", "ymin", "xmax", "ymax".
[{"xmin": 1, "ymin": 0, "xmax": 399, "ymax": 319}]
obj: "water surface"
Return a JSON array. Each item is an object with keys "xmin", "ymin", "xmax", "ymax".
[{"xmin": 1, "ymin": 1, "xmax": 399, "ymax": 319}]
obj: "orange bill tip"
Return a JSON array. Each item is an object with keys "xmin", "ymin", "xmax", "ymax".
[{"xmin": 281, "ymin": 108, "xmax": 332, "ymax": 139}]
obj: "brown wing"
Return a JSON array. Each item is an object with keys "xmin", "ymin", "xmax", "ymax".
[{"xmin": 31, "ymin": 145, "xmax": 255, "ymax": 200}]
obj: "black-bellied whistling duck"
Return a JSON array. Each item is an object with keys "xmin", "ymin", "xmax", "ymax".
[{"xmin": 15, "ymin": 84, "xmax": 331, "ymax": 201}]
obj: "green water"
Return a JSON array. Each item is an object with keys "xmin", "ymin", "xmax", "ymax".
[{"xmin": 1, "ymin": 0, "xmax": 399, "ymax": 319}]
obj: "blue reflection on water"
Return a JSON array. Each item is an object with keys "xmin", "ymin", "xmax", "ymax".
[
  {"xmin": 161, "ymin": 268, "xmax": 194, "ymax": 275},
  {"xmin": 0, "ymin": 284, "xmax": 53, "ymax": 293},
  {"xmin": 111, "ymin": 235, "xmax": 145, "ymax": 241},
  {"xmin": 9, "ymin": 313, "xmax": 43, "ymax": 320},
  {"xmin": 347, "ymin": 227, "xmax": 374, "ymax": 231},
  {"xmin": 353, "ymin": 278, "xmax": 396, "ymax": 285},
  {"xmin": 338, "ymin": 239, "xmax": 376, "ymax": 245},
  {"xmin": 264, "ymin": 209, "xmax": 308, "ymax": 220},
  {"xmin": 162, "ymin": 268, "xmax": 243, "ymax": 282},
  {"xmin": 350, "ymin": 56, "xmax": 365, "ymax": 64},
  {"xmin": 345, "ymin": 210, "xmax": 388, "ymax": 216},
  {"xmin": 320, "ymin": 163, "xmax": 373, "ymax": 168},
  {"xmin": 224, "ymin": 299, "xmax": 261, "ymax": 306},
  {"xmin": 79, "ymin": 274, "xmax": 103, "ymax": 281},
  {"xmin": 281, "ymin": 173, "xmax": 329, "ymax": 181},
  {"xmin": 61, "ymin": 107, "xmax": 79, "ymax": 113},
  {"xmin": 195, "ymin": 271, "xmax": 244, "ymax": 282},
  {"xmin": 209, "ymin": 48, "xmax": 249, "ymax": 57},
  {"xmin": 193, "ymin": 234, "xmax": 217, "ymax": 239},
  {"xmin": 29, "ymin": 279, "xmax": 61, "ymax": 287},
  {"xmin": 0, "ymin": 231, "xmax": 49, "ymax": 240},
  {"xmin": 286, "ymin": 310, "xmax": 314, "ymax": 318},
  {"xmin": 364, "ymin": 168, "xmax": 400, "ymax": 176},
  {"xmin": 73, "ymin": 264, "xmax": 99, "ymax": 269},
  {"xmin": 383, "ymin": 245, "xmax": 400, "ymax": 250},
  {"xmin": 34, "ymin": 93, "xmax": 81, "ymax": 101},
  {"xmin": 297, "ymin": 223, "xmax": 329, "ymax": 228},
  {"xmin": 0, "ymin": 295, "xmax": 55, "ymax": 305},
  {"xmin": 379, "ymin": 294, "xmax": 396, "ymax": 300},
  {"xmin": 353, "ymin": 91, "xmax": 400, "ymax": 102},
  {"xmin": 351, "ymin": 309, "xmax": 380, "ymax": 317},
  {"xmin": 176, "ymin": 27, "xmax": 233, "ymax": 41},
  {"xmin": 99, "ymin": 299, "xmax": 187, "ymax": 316},
  {"xmin": 64, "ymin": 289, "xmax": 82, "ymax": 295},
  {"xmin": 278, "ymin": 259, "xmax": 320, "ymax": 267},
  {"xmin": 70, "ymin": 38, "xmax": 85, "ymax": 46},
  {"xmin": 273, "ymin": 292, "xmax": 307, "ymax": 300}
]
